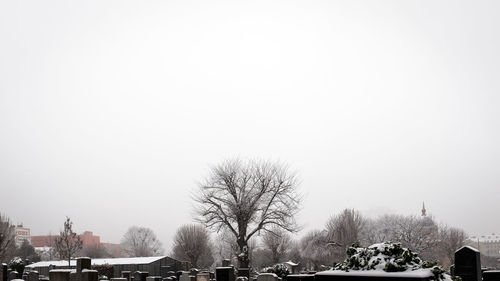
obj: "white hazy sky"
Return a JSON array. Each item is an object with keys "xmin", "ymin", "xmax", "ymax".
[{"xmin": 1, "ymin": 0, "xmax": 499, "ymax": 253}]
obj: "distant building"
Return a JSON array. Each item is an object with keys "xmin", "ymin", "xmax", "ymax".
[
  {"xmin": 466, "ymin": 234, "xmax": 500, "ymax": 258},
  {"xmin": 15, "ymin": 225, "xmax": 31, "ymax": 246},
  {"xmin": 26, "ymin": 256, "xmax": 181, "ymax": 277},
  {"xmin": 32, "ymin": 231, "xmax": 101, "ymax": 247}
]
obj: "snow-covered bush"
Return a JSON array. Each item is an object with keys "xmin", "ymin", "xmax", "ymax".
[
  {"xmin": 333, "ymin": 242, "xmax": 459, "ymax": 281},
  {"xmin": 261, "ymin": 263, "xmax": 290, "ymax": 278},
  {"xmin": 9, "ymin": 256, "xmax": 25, "ymax": 274}
]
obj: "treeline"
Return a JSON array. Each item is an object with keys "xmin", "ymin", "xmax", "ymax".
[{"xmin": 171, "ymin": 209, "xmax": 467, "ymax": 271}]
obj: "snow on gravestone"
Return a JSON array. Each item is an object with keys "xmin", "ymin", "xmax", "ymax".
[
  {"xmin": 256, "ymin": 273, "xmax": 278, "ymax": 281},
  {"xmin": 8, "ymin": 271, "xmax": 18, "ymax": 281},
  {"xmin": 215, "ymin": 268, "xmax": 234, "ymax": 281},
  {"xmin": 1, "ymin": 263, "xmax": 7, "ymax": 281},
  {"xmin": 454, "ymin": 246, "xmax": 481, "ymax": 281}
]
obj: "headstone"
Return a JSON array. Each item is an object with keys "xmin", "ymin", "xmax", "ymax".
[
  {"xmin": 111, "ymin": 278, "xmax": 127, "ymax": 281},
  {"xmin": 8, "ymin": 272, "xmax": 18, "ymax": 281},
  {"xmin": 455, "ymin": 246, "xmax": 481, "ymax": 281},
  {"xmin": 179, "ymin": 272, "xmax": 190, "ymax": 281},
  {"xmin": 1, "ymin": 264, "xmax": 7, "ymax": 281},
  {"xmin": 215, "ymin": 268, "xmax": 234, "ymax": 281},
  {"xmin": 27, "ymin": 271, "xmax": 39, "ymax": 281},
  {"xmin": 50, "ymin": 270, "xmax": 72, "ymax": 281},
  {"xmin": 122, "ymin": 272, "xmax": 132, "ymax": 281},
  {"xmin": 133, "ymin": 272, "xmax": 149, "ymax": 281},
  {"xmin": 166, "ymin": 272, "xmax": 175, "ymax": 278},
  {"xmin": 483, "ymin": 271, "xmax": 500, "ymax": 281},
  {"xmin": 81, "ymin": 270, "xmax": 98, "ymax": 281},
  {"xmin": 22, "ymin": 273, "xmax": 27, "ymax": 281},
  {"xmin": 196, "ymin": 273, "xmax": 210, "ymax": 281},
  {"xmin": 189, "ymin": 270, "xmax": 198, "ymax": 277},
  {"xmin": 237, "ymin": 270, "xmax": 249, "ymax": 279},
  {"xmin": 77, "ymin": 259, "xmax": 92, "ymax": 274},
  {"xmin": 146, "ymin": 277, "xmax": 162, "ymax": 281},
  {"xmin": 39, "ymin": 277, "xmax": 49, "ymax": 281},
  {"xmin": 221, "ymin": 261, "xmax": 230, "ymax": 268},
  {"xmin": 235, "ymin": 277, "xmax": 247, "ymax": 281},
  {"xmin": 256, "ymin": 274, "xmax": 277, "ymax": 281}
]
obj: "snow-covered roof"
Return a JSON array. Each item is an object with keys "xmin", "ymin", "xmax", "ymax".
[
  {"xmin": 468, "ymin": 234, "xmax": 500, "ymax": 243},
  {"xmin": 284, "ymin": 261, "xmax": 298, "ymax": 266},
  {"xmin": 27, "ymin": 256, "xmax": 168, "ymax": 268}
]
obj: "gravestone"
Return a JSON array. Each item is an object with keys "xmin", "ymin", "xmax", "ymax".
[
  {"xmin": 179, "ymin": 272, "xmax": 190, "ymax": 281},
  {"xmin": 167, "ymin": 272, "xmax": 176, "ymax": 278},
  {"xmin": 22, "ymin": 273, "xmax": 27, "ymax": 281},
  {"xmin": 134, "ymin": 272, "xmax": 150, "ymax": 281},
  {"xmin": 286, "ymin": 275, "xmax": 314, "ymax": 281},
  {"xmin": 111, "ymin": 278, "xmax": 127, "ymax": 281},
  {"xmin": 235, "ymin": 277, "xmax": 248, "ymax": 281},
  {"xmin": 256, "ymin": 274, "xmax": 277, "ymax": 281},
  {"xmin": 215, "ymin": 268, "xmax": 234, "ymax": 281},
  {"xmin": 27, "ymin": 271, "xmax": 39, "ymax": 281},
  {"xmin": 454, "ymin": 246, "xmax": 481, "ymax": 281},
  {"xmin": 221, "ymin": 261, "xmax": 230, "ymax": 268},
  {"xmin": 237, "ymin": 270, "xmax": 249, "ymax": 279},
  {"xmin": 81, "ymin": 269, "xmax": 98, "ymax": 281},
  {"xmin": 77, "ymin": 258, "xmax": 92, "ymax": 273},
  {"xmin": 175, "ymin": 272, "xmax": 183, "ymax": 281},
  {"xmin": 50, "ymin": 270, "xmax": 72, "ymax": 281},
  {"xmin": 196, "ymin": 273, "xmax": 210, "ymax": 281},
  {"xmin": 189, "ymin": 270, "xmax": 199, "ymax": 277},
  {"xmin": 1, "ymin": 264, "xmax": 7, "ymax": 281},
  {"xmin": 483, "ymin": 271, "xmax": 500, "ymax": 281},
  {"xmin": 8, "ymin": 271, "xmax": 18, "ymax": 281},
  {"xmin": 122, "ymin": 271, "xmax": 132, "ymax": 281},
  {"xmin": 146, "ymin": 277, "xmax": 162, "ymax": 281}
]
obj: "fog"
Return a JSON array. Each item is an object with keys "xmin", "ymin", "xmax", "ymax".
[{"xmin": 1, "ymin": 0, "xmax": 499, "ymax": 251}]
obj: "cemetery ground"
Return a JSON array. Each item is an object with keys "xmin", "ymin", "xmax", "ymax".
[{"xmin": 2, "ymin": 242, "xmax": 500, "ymax": 281}]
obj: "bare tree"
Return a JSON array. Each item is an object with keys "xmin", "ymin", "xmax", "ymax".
[
  {"xmin": 195, "ymin": 159, "xmax": 301, "ymax": 267},
  {"xmin": 120, "ymin": 226, "xmax": 163, "ymax": 257},
  {"xmin": 80, "ymin": 244, "xmax": 111, "ymax": 259},
  {"xmin": 0, "ymin": 213, "xmax": 16, "ymax": 262},
  {"xmin": 54, "ymin": 217, "xmax": 83, "ymax": 265},
  {"xmin": 439, "ymin": 226, "xmax": 467, "ymax": 267},
  {"xmin": 172, "ymin": 224, "xmax": 213, "ymax": 268},
  {"xmin": 262, "ymin": 227, "xmax": 291, "ymax": 264},
  {"xmin": 299, "ymin": 230, "xmax": 332, "ymax": 270},
  {"xmin": 325, "ymin": 209, "xmax": 365, "ymax": 261}
]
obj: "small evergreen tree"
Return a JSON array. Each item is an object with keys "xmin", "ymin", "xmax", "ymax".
[{"xmin": 54, "ymin": 217, "xmax": 83, "ymax": 265}]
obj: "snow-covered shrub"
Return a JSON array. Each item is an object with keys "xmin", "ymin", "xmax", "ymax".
[
  {"xmin": 333, "ymin": 242, "xmax": 459, "ymax": 281},
  {"xmin": 9, "ymin": 256, "xmax": 25, "ymax": 275},
  {"xmin": 260, "ymin": 263, "xmax": 290, "ymax": 278}
]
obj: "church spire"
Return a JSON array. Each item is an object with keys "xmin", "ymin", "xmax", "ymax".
[{"xmin": 421, "ymin": 202, "xmax": 427, "ymax": 216}]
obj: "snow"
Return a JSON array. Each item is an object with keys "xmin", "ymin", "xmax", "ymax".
[
  {"xmin": 26, "ymin": 256, "xmax": 169, "ymax": 268},
  {"xmin": 328, "ymin": 242, "xmax": 452, "ymax": 281},
  {"xmin": 317, "ymin": 269, "xmax": 433, "ymax": 278},
  {"xmin": 456, "ymin": 246, "xmax": 479, "ymax": 252}
]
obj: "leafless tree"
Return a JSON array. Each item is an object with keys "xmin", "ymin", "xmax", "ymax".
[
  {"xmin": 195, "ymin": 159, "xmax": 301, "ymax": 267},
  {"xmin": 80, "ymin": 244, "xmax": 111, "ymax": 259},
  {"xmin": 172, "ymin": 224, "xmax": 213, "ymax": 268},
  {"xmin": 362, "ymin": 214, "xmax": 439, "ymax": 260},
  {"xmin": 262, "ymin": 227, "xmax": 291, "ymax": 264},
  {"xmin": 0, "ymin": 213, "xmax": 16, "ymax": 262},
  {"xmin": 120, "ymin": 226, "xmax": 163, "ymax": 257},
  {"xmin": 54, "ymin": 217, "xmax": 83, "ymax": 265},
  {"xmin": 299, "ymin": 230, "xmax": 332, "ymax": 270},
  {"xmin": 438, "ymin": 226, "xmax": 467, "ymax": 267},
  {"xmin": 325, "ymin": 209, "xmax": 365, "ymax": 261}
]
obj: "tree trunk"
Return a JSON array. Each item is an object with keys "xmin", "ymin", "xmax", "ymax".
[{"xmin": 237, "ymin": 238, "xmax": 249, "ymax": 268}]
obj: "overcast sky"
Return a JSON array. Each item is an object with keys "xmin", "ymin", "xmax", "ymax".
[{"xmin": 1, "ymin": 0, "xmax": 499, "ymax": 252}]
